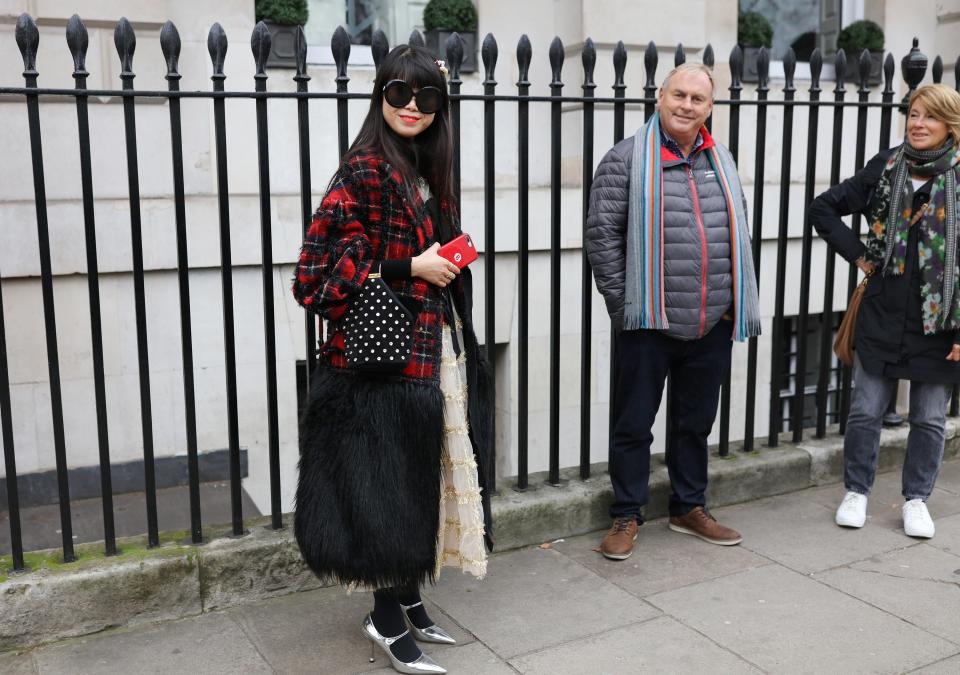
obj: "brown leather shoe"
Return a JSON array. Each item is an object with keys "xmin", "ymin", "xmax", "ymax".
[
  {"xmin": 668, "ymin": 506, "xmax": 742, "ymax": 546},
  {"xmin": 600, "ymin": 517, "xmax": 639, "ymax": 560}
]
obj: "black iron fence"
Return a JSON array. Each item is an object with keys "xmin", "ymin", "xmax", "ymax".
[{"xmin": 1, "ymin": 11, "xmax": 958, "ymax": 572}]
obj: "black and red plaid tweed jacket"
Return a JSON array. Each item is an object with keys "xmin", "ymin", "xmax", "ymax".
[{"xmin": 293, "ymin": 152, "xmax": 457, "ymax": 383}]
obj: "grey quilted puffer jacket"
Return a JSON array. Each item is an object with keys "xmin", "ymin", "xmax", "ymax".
[{"xmin": 586, "ymin": 135, "xmax": 735, "ymax": 340}]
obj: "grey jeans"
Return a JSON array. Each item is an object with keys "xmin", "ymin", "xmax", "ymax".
[{"xmin": 844, "ymin": 356, "xmax": 951, "ymax": 501}]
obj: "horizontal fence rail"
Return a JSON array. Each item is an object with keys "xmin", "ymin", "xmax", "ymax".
[{"xmin": 0, "ymin": 11, "xmax": 958, "ymax": 571}]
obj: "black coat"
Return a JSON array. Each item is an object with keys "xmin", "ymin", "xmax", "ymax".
[
  {"xmin": 293, "ymin": 165, "xmax": 494, "ymax": 590},
  {"xmin": 810, "ymin": 147, "xmax": 960, "ymax": 384}
]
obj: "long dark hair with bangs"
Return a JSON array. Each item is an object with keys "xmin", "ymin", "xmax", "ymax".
[{"xmin": 346, "ymin": 45, "xmax": 456, "ymax": 218}]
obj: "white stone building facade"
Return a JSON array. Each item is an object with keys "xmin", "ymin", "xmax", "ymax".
[{"xmin": 0, "ymin": 0, "xmax": 958, "ymax": 517}]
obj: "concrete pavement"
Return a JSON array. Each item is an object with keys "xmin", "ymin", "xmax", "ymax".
[{"xmin": 4, "ymin": 458, "xmax": 960, "ymax": 674}]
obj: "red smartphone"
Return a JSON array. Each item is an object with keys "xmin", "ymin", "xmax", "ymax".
[{"xmin": 437, "ymin": 233, "xmax": 478, "ymax": 269}]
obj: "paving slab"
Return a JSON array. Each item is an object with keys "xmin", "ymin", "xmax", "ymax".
[
  {"xmin": 423, "ymin": 546, "xmax": 660, "ymax": 659},
  {"xmin": 368, "ymin": 641, "xmax": 515, "ymax": 675},
  {"xmin": 646, "ymin": 564, "xmax": 956, "ymax": 675},
  {"xmin": 549, "ymin": 522, "xmax": 769, "ymax": 598},
  {"xmin": 805, "ymin": 469, "xmax": 960, "ymax": 534},
  {"xmin": 911, "ymin": 654, "xmax": 960, "ymax": 674},
  {"xmin": 31, "ymin": 612, "xmax": 272, "ymax": 675},
  {"xmin": 924, "ymin": 512, "xmax": 960, "ymax": 558},
  {"xmin": 712, "ymin": 490, "xmax": 912, "ymax": 574},
  {"xmin": 816, "ymin": 544, "xmax": 960, "ymax": 644},
  {"xmin": 509, "ymin": 615, "xmax": 763, "ymax": 674},
  {"xmin": 935, "ymin": 460, "xmax": 960, "ymax": 495},
  {"xmin": 0, "ymin": 651, "xmax": 36, "ymax": 674},
  {"xmin": 230, "ymin": 585, "xmax": 473, "ymax": 674}
]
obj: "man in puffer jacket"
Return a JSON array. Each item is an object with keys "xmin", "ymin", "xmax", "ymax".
[{"xmin": 586, "ymin": 62, "xmax": 761, "ymax": 561}]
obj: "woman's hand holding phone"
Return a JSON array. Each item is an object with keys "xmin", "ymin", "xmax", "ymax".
[{"xmin": 412, "ymin": 242, "xmax": 461, "ymax": 287}]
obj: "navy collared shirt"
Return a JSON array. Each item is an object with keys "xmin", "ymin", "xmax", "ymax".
[{"xmin": 660, "ymin": 127, "xmax": 704, "ymax": 166}]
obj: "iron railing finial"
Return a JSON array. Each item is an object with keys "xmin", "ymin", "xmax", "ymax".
[
  {"xmin": 582, "ymin": 37, "xmax": 596, "ymax": 88},
  {"xmin": 729, "ymin": 44, "xmax": 743, "ymax": 89},
  {"xmin": 549, "ymin": 36, "xmax": 564, "ymax": 86},
  {"xmin": 371, "ymin": 29, "xmax": 389, "ymax": 72},
  {"xmin": 517, "ymin": 34, "xmax": 532, "ymax": 86},
  {"xmin": 613, "ymin": 41, "xmax": 627, "ymax": 89},
  {"xmin": 756, "ymin": 46, "xmax": 769, "ymax": 91},
  {"xmin": 644, "ymin": 41, "xmax": 657, "ymax": 89},
  {"xmin": 252, "ymin": 21, "xmax": 272, "ymax": 77},
  {"xmin": 858, "ymin": 48, "xmax": 872, "ymax": 92},
  {"xmin": 883, "ymin": 52, "xmax": 895, "ymax": 94},
  {"xmin": 834, "ymin": 48, "xmax": 847, "ymax": 94},
  {"xmin": 445, "ymin": 32, "xmax": 463, "ymax": 79},
  {"xmin": 331, "ymin": 25, "xmax": 350, "ymax": 82},
  {"xmin": 115, "ymin": 17, "xmax": 137, "ymax": 78},
  {"xmin": 809, "ymin": 48, "xmax": 822, "ymax": 92},
  {"xmin": 482, "ymin": 33, "xmax": 498, "ymax": 84},
  {"xmin": 16, "ymin": 13, "xmax": 39, "ymax": 76},
  {"xmin": 901, "ymin": 37, "xmax": 928, "ymax": 109},
  {"xmin": 207, "ymin": 22, "xmax": 228, "ymax": 79},
  {"xmin": 703, "ymin": 43, "xmax": 714, "ymax": 69},
  {"xmin": 295, "ymin": 25, "xmax": 309, "ymax": 80},
  {"xmin": 783, "ymin": 47, "xmax": 796, "ymax": 92},
  {"xmin": 66, "ymin": 14, "xmax": 89, "ymax": 75},
  {"xmin": 160, "ymin": 20, "xmax": 181, "ymax": 79}
]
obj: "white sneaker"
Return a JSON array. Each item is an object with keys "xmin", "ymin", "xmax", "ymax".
[
  {"xmin": 903, "ymin": 499, "xmax": 935, "ymax": 538},
  {"xmin": 835, "ymin": 491, "xmax": 868, "ymax": 528}
]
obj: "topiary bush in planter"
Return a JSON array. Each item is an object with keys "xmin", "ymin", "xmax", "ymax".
[
  {"xmin": 837, "ymin": 20, "xmax": 884, "ymax": 54},
  {"xmin": 255, "ymin": 0, "xmax": 309, "ymax": 68},
  {"xmin": 837, "ymin": 20, "xmax": 884, "ymax": 85},
  {"xmin": 738, "ymin": 11, "xmax": 773, "ymax": 83},
  {"xmin": 423, "ymin": 0, "xmax": 478, "ymax": 73},
  {"xmin": 738, "ymin": 10, "xmax": 773, "ymax": 49},
  {"xmin": 256, "ymin": 0, "xmax": 309, "ymax": 25}
]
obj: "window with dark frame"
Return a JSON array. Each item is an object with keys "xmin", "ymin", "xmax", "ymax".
[
  {"xmin": 776, "ymin": 311, "xmax": 844, "ymax": 433},
  {"xmin": 304, "ymin": 0, "xmax": 427, "ymax": 48},
  {"xmin": 740, "ymin": 0, "xmax": 824, "ymax": 63}
]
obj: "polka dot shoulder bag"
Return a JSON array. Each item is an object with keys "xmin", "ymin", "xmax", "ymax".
[{"xmin": 342, "ymin": 271, "xmax": 415, "ymax": 372}]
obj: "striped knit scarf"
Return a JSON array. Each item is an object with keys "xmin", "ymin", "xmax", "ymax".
[{"xmin": 624, "ymin": 112, "xmax": 761, "ymax": 341}]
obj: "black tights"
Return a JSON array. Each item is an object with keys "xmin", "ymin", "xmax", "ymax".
[{"xmin": 371, "ymin": 586, "xmax": 433, "ymax": 661}]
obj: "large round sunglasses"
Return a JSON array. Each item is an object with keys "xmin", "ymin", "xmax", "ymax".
[{"xmin": 382, "ymin": 79, "xmax": 444, "ymax": 115}]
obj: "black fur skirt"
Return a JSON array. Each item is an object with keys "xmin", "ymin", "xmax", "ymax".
[{"xmin": 294, "ymin": 367, "xmax": 445, "ymax": 589}]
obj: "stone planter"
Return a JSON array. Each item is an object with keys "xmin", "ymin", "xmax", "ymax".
[
  {"xmin": 263, "ymin": 21, "xmax": 300, "ymax": 68},
  {"xmin": 425, "ymin": 29, "xmax": 477, "ymax": 74},
  {"xmin": 842, "ymin": 50, "xmax": 883, "ymax": 86},
  {"xmin": 741, "ymin": 46, "xmax": 765, "ymax": 83}
]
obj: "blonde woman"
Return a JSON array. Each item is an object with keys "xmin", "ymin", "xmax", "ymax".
[{"xmin": 811, "ymin": 84, "xmax": 960, "ymax": 539}]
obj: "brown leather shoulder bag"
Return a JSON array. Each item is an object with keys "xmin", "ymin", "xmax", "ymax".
[{"xmin": 834, "ymin": 273, "xmax": 872, "ymax": 367}]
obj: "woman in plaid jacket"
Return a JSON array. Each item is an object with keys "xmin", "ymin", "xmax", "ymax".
[{"xmin": 292, "ymin": 45, "xmax": 492, "ymax": 674}]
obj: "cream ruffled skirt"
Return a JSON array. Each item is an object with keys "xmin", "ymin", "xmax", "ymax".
[{"xmin": 434, "ymin": 321, "xmax": 487, "ymax": 579}]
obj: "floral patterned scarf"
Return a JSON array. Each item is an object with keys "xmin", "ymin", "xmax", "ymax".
[{"xmin": 864, "ymin": 141, "xmax": 960, "ymax": 334}]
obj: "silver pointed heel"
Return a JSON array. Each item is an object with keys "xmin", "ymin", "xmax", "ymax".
[
  {"xmin": 361, "ymin": 613, "xmax": 447, "ymax": 674},
  {"xmin": 399, "ymin": 601, "xmax": 456, "ymax": 645}
]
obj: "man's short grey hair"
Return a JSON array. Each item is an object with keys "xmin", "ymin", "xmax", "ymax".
[{"xmin": 660, "ymin": 62, "xmax": 715, "ymax": 98}]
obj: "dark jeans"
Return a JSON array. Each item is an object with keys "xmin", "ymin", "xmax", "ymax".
[
  {"xmin": 845, "ymin": 356, "xmax": 950, "ymax": 500},
  {"xmin": 609, "ymin": 320, "xmax": 732, "ymax": 521}
]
